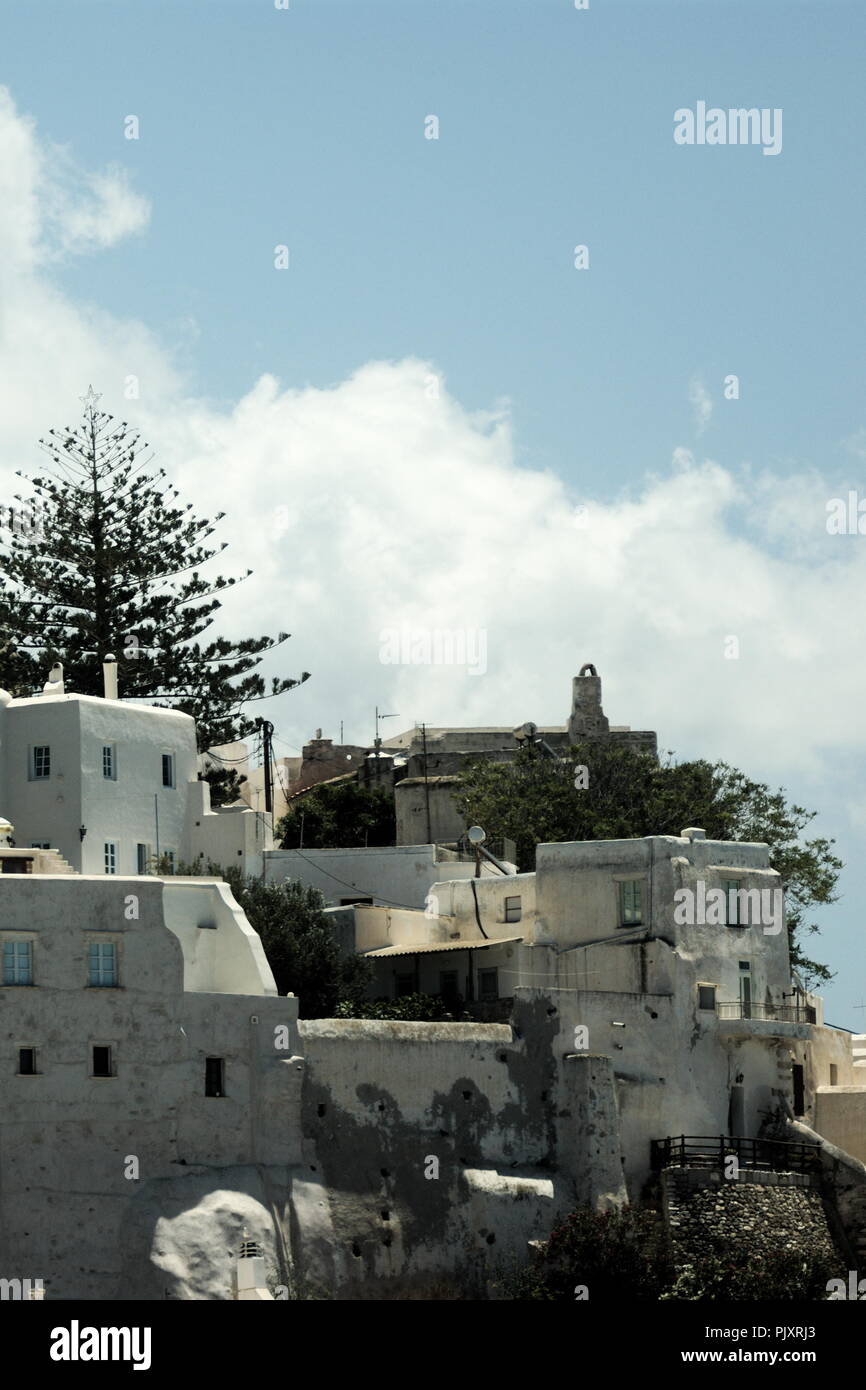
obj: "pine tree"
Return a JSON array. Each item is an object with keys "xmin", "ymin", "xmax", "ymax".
[{"xmin": 0, "ymin": 387, "xmax": 309, "ymax": 751}]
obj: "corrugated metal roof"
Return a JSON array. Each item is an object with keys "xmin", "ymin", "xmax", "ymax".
[{"xmin": 362, "ymin": 936, "xmax": 523, "ymax": 959}]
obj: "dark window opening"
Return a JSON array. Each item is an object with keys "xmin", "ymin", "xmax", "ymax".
[
  {"xmin": 792, "ymin": 1062, "xmax": 805, "ymax": 1117},
  {"xmin": 18, "ymin": 1047, "xmax": 36, "ymax": 1075},
  {"xmin": 205, "ymin": 1056, "xmax": 225, "ymax": 1097},
  {"xmin": 92, "ymin": 1045, "xmax": 112, "ymax": 1077},
  {"xmin": 698, "ymin": 984, "xmax": 716, "ymax": 1011}
]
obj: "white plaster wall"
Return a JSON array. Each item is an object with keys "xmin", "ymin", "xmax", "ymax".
[
  {"xmin": 0, "ymin": 874, "xmax": 301, "ymax": 1298},
  {"xmin": 264, "ymin": 844, "xmax": 505, "ymax": 909},
  {"xmin": 0, "ymin": 694, "xmax": 197, "ymax": 874}
]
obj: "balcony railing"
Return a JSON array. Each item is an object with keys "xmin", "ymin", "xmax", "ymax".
[
  {"xmin": 717, "ymin": 1001, "xmax": 816, "ymax": 1023},
  {"xmin": 651, "ymin": 1135, "xmax": 822, "ymax": 1175}
]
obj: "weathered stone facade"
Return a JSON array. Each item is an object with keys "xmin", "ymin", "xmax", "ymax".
[{"xmin": 661, "ymin": 1167, "xmax": 840, "ymax": 1269}]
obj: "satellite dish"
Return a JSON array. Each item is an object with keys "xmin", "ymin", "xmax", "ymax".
[{"xmin": 467, "ymin": 825, "xmax": 486, "ymax": 845}]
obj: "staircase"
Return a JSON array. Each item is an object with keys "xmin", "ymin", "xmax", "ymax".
[{"xmin": 35, "ymin": 849, "xmax": 77, "ymax": 875}]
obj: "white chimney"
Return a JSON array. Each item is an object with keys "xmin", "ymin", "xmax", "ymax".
[{"xmin": 102, "ymin": 654, "xmax": 118, "ymax": 701}]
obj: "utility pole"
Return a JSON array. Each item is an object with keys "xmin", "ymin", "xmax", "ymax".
[
  {"xmin": 257, "ymin": 719, "xmax": 275, "ymax": 814},
  {"xmin": 373, "ymin": 706, "xmax": 399, "ymax": 786}
]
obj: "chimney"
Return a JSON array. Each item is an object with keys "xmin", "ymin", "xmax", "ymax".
[{"xmin": 102, "ymin": 654, "xmax": 118, "ymax": 701}]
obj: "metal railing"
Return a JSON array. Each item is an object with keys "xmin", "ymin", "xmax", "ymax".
[
  {"xmin": 651, "ymin": 1134, "xmax": 822, "ymax": 1175},
  {"xmin": 717, "ymin": 1001, "xmax": 816, "ymax": 1023}
]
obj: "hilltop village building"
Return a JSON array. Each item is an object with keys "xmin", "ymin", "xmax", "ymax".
[
  {"xmin": 0, "ymin": 667, "xmax": 268, "ymax": 877},
  {"xmin": 1, "ymin": 661, "xmax": 865, "ymax": 1298}
]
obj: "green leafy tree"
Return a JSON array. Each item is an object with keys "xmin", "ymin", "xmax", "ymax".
[
  {"xmin": 278, "ymin": 780, "xmax": 395, "ymax": 849},
  {"xmin": 458, "ymin": 743, "xmax": 841, "ymax": 988},
  {"xmin": 498, "ymin": 1207, "xmax": 671, "ymax": 1302},
  {"xmin": 0, "ymin": 389, "xmax": 309, "ymax": 752},
  {"xmin": 222, "ymin": 870, "xmax": 372, "ymax": 1017}
]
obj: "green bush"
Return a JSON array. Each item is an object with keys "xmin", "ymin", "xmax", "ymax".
[{"xmin": 333, "ymin": 992, "xmax": 459, "ymax": 1022}]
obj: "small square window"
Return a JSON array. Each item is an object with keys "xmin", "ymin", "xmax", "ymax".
[
  {"xmin": 504, "ymin": 895, "xmax": 522, "ymax": 923},
  {"xmin": 18, "ymin": 1047, "xmax": 37, "ymax": 1075},
  {"xmin": 162, "ymin": 754, "xmax": 175, "ymax": 788},
  {"xmin": 205, "ymin": 1057, "xmax": 225, "ymax": 1097},
  {"xmin": 92, "ymin": 1045, "xmax": 113, "ymax": 1077},
  {"xmin": 3, "ymin": 940, "xmax": 33, "ymax": 985},
  {"xmin": 698, "ymin": 984, "xmax": 717, "ymax": 1011},
  {"xmin": 102, "ymin": 745, "xmax": 116, "ymax": 779},
  {"xmin": 89, "ymin": 942, "xmax": 117, "ymax": 987},
  {"xmin": 31, "ymin": 746, "xmax": 50, "ymax": 780},
  {"xmin": 619, "ymin": 879, "xmax": 643, "ymax": 926},
  {"xmin": 104, "ymin": 842, "xmax": 118, "ymax": 875},
  {"xmin": 478, "ymin": 968, "xmax": 499, "ymax": 1002}
]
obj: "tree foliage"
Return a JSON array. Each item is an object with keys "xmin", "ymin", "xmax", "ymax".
[
  {"xmin": 457, "ymin": 742, "xmax": 841, "ymax": 987},
  {"xmin": 278, "ymin": 780, "xmax": 395, "ymax": 849},
  {"xmin": 0, "ymin": 391, "xmax": 309, "ymax": 750},
  {"xmin": 222, "ymin": 870, "xmax": 371, "ymax": 1017}
]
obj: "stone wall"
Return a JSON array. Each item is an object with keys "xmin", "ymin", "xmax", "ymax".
[
  {"xmin": 290, "ymin": 1008, "xmax": 626, "ymax": 1297},
  {"xmin": 661, "ymin": 1167, "xmax": 840, "ymax": 1269}
]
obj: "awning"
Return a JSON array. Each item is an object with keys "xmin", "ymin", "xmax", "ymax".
[{"xmin": 362, "ymin": 936, "xmax": 523, "ymax": 959}]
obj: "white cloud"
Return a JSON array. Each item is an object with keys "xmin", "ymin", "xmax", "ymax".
[{"xmin": 0, "ymin": 83, "xmax": 865, "ymax": 806}]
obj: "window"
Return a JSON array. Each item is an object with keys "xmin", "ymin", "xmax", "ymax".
[
  {"xmin": 31, "ymin": 842, "xmax": 50, "ymax": 850},
  {"xmin": 18, "ymin": 1047, "xmax": 36, "ymax": 1076},
  {"xmin": 102, "ymin": 745, "xmax": 116, "ymax": 779},
  {"xmin": 739, "ymin": 961, "xmax": 752, "ymax": 1020},
  {"xmin": 698, "ymin": 984, "xmax": 717, "ymax": 1011},
  {"xmin": 92, "ymin": 1045, "xmax": 113, "ymax": 1078},
  {"xmin": 163, "ymin": 849, "xmax": 176, "ymax": 874},
  {"xmin": 619, "ymin": 879, "xmax": 643, "ymax": 926},
  {"xmin": 136, "ymin": 843, "xmax": 150, "ymax": 875},
  {"xmin": 792, "ymin": 1062, "xmax": 805, "ymax": 1117},
  {"xmin": 205, "ymin": 1057, "xmax": 225, "ymax": 1097},
  {"xmin": 162, "ymin": 754, "xmax": 175, "ymax": 788},
  {"xmin": 478, "ymin": 968, "xmax": 499, "ymax": 1002},
  {"xmin": 3, "ymin": 940, "xmax": 33, "ymax": 985},
  {"xmin": 104, "ymin": 842, "xmax": 118, "ymax": 875},
  {"xmin": 89, "ymin": 942, "xmax": 117, "ymax": 987},
  {"xmin": 830, "ymin": 1064, "xmax": 838, "ymax": 1086},
  {"xmin": 725, "ymin": 879, "xmax": 744, "ymax": 926},
  {"xmin": 504, "ymin": 895, "xmax": 522, "ymax": 923},
  {"xmin": 30, "ymin": 745, "xmax": 50, "ymax": 780}
]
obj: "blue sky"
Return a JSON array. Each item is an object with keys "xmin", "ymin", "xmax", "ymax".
[{"xmin": 0, "ymin": 0, "xmax": 865, "ymax": 1024}]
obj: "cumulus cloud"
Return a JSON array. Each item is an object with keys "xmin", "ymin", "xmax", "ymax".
[{"xmin": 0, "ymin": 82, "xmax": 864, "ymax": 804}]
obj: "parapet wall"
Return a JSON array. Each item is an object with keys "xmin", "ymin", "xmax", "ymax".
[{"xmin": 292, "ymin": 1012, "xmax": 625, "ymax": 1296}]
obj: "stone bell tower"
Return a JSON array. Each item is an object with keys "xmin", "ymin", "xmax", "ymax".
[{"xmin": 567, "ymin": 663, "xmax": 610, "ymax": 740}]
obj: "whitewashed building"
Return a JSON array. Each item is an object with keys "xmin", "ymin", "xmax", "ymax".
[{"xmin": 0, "ymin": 675, "xmax": 270, "ymax": 877}]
